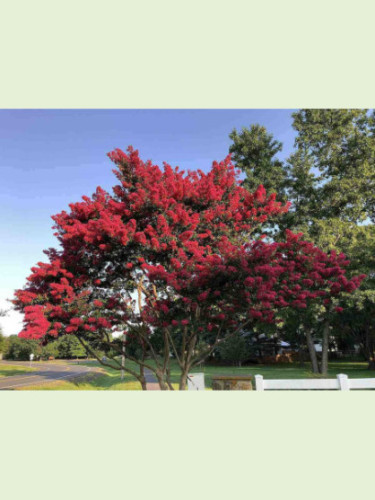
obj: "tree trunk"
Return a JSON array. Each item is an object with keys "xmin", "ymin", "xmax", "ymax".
[
  {"xmin": 139, "ymin": 365, "xmax": 147, "ymax": 390},
  {"xmin": 179, "ymin": 361, "xmax": 192, "ymax": 390},
  {"xmin": 179, "ymin": 377, "xmax": 187, "ymax": 391},
  {"xmin": 364, "ymin": 328, "xmax": 375, "ymax": 370},
  {"xmin": 121, "ymin": 334, "xmax": 126, "ymax": 381},
  {"xmin": 298, "ymin": 345, "xmax": 305, "ymax": 367},
  {"xmin": 321, "ymin": 319, "xmax": 330, "ymax": 376},
  {"xmin": 305, "ymin": 329, "xmax": 320, "ymax": 374},
  {"xmin": 178, "ymin": 332, "xmax": 197, "ymax": 390},
  {"xmin": 147, "ymin": 368, "xmax": 167, "ymax": 390},
  {"xmin": 366, "ymin": 343, "xmax": 375, "ymax": 370},
  {"xmin": 179, "ymin": 368, "xmax": 189, "ymax": 390}
]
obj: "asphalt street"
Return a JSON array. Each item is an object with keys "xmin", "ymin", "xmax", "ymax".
[{"xmin": 0, "ymin": 360, "xmax": 94, "ymax": 390}]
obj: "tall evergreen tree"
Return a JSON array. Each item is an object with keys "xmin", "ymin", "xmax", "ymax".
[
  {"xmin": 289, "ymin": 110, "xmax": 375, "ymax": 370},
  {"xmin": 229, "ymin": 124, "xmax": 287, "ymax": 196},
  {"xmin": 229, "ymin": 109, "xmax": 375, "ymax": 373}
]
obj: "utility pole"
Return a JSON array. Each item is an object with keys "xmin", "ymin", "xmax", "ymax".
[{"xmin": 121, "ymin": 331, "xmax": 126, "ymax": 381}]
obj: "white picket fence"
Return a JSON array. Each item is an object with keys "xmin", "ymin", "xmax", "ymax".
[
  {"xmin": 187, "ymin": 373, "xmax": 205, "ymax": 390},
  {"xmin": 255, "ymin": 373, "xmax": 375, "ymax": 391},
  {"xmin": 187, "ymin": 373, "xmax": 375, "ymax": 390}
]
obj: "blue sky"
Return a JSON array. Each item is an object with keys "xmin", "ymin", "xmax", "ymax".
[{"xmin": 0, "ymin": 109, "xmax": 296, "ymax": 335}]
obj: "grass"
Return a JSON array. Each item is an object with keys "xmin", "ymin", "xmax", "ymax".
[
  {"xmin": 16, "ymin": 358, "xmax": 375, "ymax": 390},
  {"xmin": 188, "ymin": 361, "xmax": 375, "ymax": 388},
  {"xmin": 127, "ymin": 359, "xmax": 375, "ymax": 388},
  {"xmin": 0, "ymin": 364, "xmax": 35, "ymax": 378}
]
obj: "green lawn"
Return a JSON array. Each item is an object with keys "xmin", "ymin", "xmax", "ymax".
[
  {"xmin": 17, "ymin": 359, "xmax": 375, "ymax": 390},
  {"xmin": 0, "ymin": 364, "xmax": 35, "ymax": 378},
  {"xmin": 131, "ymin": 359, "xmax": 375, "ymax": 388},
  {"xmin": 190, "ymin": 361, "xmax": 375, "ymax": 387}
]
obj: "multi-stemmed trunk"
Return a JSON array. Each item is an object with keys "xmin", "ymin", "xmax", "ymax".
[
  {"xmin": 305, "ymin": 313, "xmax": 331, "ymax": 376},
  {"xmin": 177, "ymin": 328, "xmax": 198, "ymax": 390},
  {"xmin": 320, "ymin": 318, "xmax": 330, "ymax": 376},
  {"xmin": 179, "ymin": 369, "xmax": 189, "ymax": 391}
]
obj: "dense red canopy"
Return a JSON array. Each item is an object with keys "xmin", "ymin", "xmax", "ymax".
[{"xmin": 14, "ymin": 147, "xmax": 364, "ymax": 347}]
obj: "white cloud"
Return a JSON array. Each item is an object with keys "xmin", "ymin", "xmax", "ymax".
[{"xmin": 0, "ymin": 298, "xmax": 23, "ymax": 337}]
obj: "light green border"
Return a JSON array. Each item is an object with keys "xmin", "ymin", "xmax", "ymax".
[
  {"xmin": 1, "ymin": 2, "xmax": 375, "ymax": 499},
  {"xmin": 1, "ymin": 392, "xmax": 374, "ymax": 499},
  {"xmin": 1, "ymin": 0, "xmax": 374, "ymax": 108}
]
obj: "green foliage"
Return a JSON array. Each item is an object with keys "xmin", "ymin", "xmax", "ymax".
[
  {"xmin": 282, "ymin": 150, "xmax": 318, "ymax": 232},
  {"xmin": 0, "ymin": 331, "xmax": 6, "ymax": 354},
  {"xmin": 40, "ymin": 342, "xmax": 59, "ymax": 360},
  {"xmin": 290, "ymin": 111, "xmax": 375, "ymax": 365},
  {"xmin": 229, "ymin": 124, "xmax": 287, "ymax": 197},
  {"xmin": 3, "ymin": 334, "xmax": 88, "ymax": 361},
  {"xmin": 229, "ymin": 109, "xmax": 375, "ymax": 368},
  {"xmin": 217, "ymin": 334, "xmax": 250, "ymax": 366},
  {"xmin": 4, "ymin": 335, "xmax": 41, "ymax": 360},
  {"xmin": 56, "ymin": 335, "xmax": 87, "ymax": 359},
  {"xmin": 290, "ymin": 109, "xmax": 375, "ymax": 224}
]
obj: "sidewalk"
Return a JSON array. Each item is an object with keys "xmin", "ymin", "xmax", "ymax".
[{"xmin": 144, "ymin": 368, "xmax": 160, "ymax": 390}]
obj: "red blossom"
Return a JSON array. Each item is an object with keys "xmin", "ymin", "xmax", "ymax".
[{"xmin": 13, "ymin": 146, "xmax": 364, "ymax": 350}]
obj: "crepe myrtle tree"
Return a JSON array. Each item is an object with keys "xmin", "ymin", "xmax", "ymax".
[{"xmin": 13, "ymin": 147, "xmax": 364, "ymax": 389}]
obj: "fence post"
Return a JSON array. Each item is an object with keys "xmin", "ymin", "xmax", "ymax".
[
  {"xmin": 187, "ymin": 373, "xmax": 205, "ymax": 391},
  {"xmin": 337, "ymin": 373, "xmax": 350, "ymax": 391},
  {"xmin": 255, "ymin": 375, "xmax": 264, "ymax": 391}
]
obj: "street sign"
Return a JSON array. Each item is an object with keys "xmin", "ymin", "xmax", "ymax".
[
  {"xmin": 29, "ymin": 354, "xmax": 34, "ymax": 361},
  {"xmin": 187, "ymin": 373, "xmax": 205, "ymax": 391}
]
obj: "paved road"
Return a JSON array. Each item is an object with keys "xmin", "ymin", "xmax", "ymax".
[{"xmin": 0, "ymin": 360, "xmax": 95, "ymax": 390}]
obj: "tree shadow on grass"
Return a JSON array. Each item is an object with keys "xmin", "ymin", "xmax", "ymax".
[{"xmin": 67, "ymin": 371, "xmax": 142, "ymax": 390}]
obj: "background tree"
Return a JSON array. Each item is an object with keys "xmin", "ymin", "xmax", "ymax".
[
  {"xmin": 0, "ymin": 330, "xmax": 6, "ymax": 357},
  {"xmin": 217, "ymin": 332, "xmax": 250, "ymax": 367},
  {"xmin": 289, "ymin": 110, "xmax": 375, "ymax": 371},
  {"xmin": 229, "ymin": 109, "xmax": 375, "ymax": 373},
  {"xmin": 56, "ymin": 335, "xmax": 87, "ymax": 359},
  {"xmin": 291, "ymin": 109, "xmax": 375, "ymax": 224},
  {"xmin": 229, "ymin": 124, "xmax": 287, "ymax": 197},
  {"xmin": 4, "ymin": 335, "xmax": 41, "ymax": 361},
  {"xmin": 40, "ymin": 341, "xmax": 59, "ymax": 360}
]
